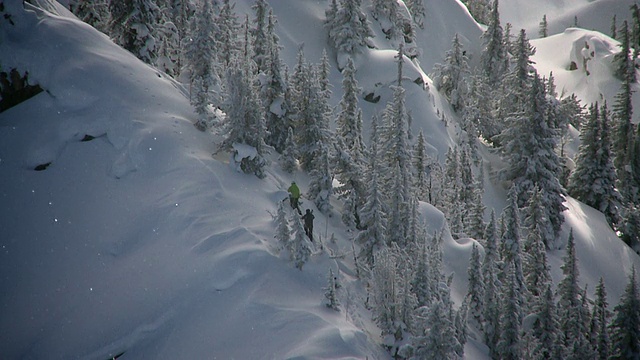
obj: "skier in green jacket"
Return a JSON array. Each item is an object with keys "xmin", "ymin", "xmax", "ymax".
[{"xmin": 287, "ymin": 181, "xmax": 301, "ymax": 214}]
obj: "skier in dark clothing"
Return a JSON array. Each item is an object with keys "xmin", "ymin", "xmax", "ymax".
[{"xmin": 302, "ymin": 209, "xmax": 314, "ymax": 241}]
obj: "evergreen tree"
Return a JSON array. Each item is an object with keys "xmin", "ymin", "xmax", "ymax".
[
  {"xmin": 109, "ymin": 0, "xmax": 164, "ymax": 64},
  {"xmin": 324, "ymin": 0, "xmax": 374, "ymax": 62},
  {"xmin": 355, "ymin": 116, "xmax": 387, "ymax": 265},
  {"xmin": 372, "ymin": 0, "xmax": 414, "ymax": 48},
  {"xmin": 532, "ymin": 284, "xmax": 563, "ymax": 360},
  {"xmin": 333, "ymin": 137, "xmax": 366, "ymax": 227},
  {"xmin": 611, "ymin": 14, "xmax": 617, "ymax": 40},
  {"xmin": 432, "ymin": 33, "xmax": 470, "ymax": 113},
  {"xmin": 405, "ymin": 0, "xmax": 426, "ymax": 29},
  {"xmin": 501, "ymin": 185, "xmax": 529, "ymax": 310},
  {"xmin": 371, "ymin": 246, "xmax": 399, "ymax": 338},
  {"xmin": 463, "ymin": 0, "xmax": 491, "ymax": 25},
  {"xmin": 614, "ymin": 21, "xmax": 637, "ymax": 83},
  {"xmin": 274, "ymin": 200, "xmax": 290, "ymax": 252},
  {"xmin": 215, "ymin": 0, "xmax": 240, "ymax": 68},
  {"xmin": 380, "ymin": 50, "xmax": 412, "ymax": 246},
  {"xmin": 324, "ymin": 268, "xmax": 341, "ymax": 310},
  {"xmin": 482, "ymin": 210, "xmax": 502, "ymax": 355},
  {"xmin": 185, "ymin": 0, "xmax": 220, "ymax": 130},
  {"xmin": 260, "ymin": 9, "xmax": 288, "ymax": 151},
  {"xmin": 280, "ymin": 127, "xmax": 297, "ymax": 173},
  {"xmin": 454, "ymin": 297, "xmax": 469, "ymax": 358},
  {"xmin": 467, "ymin": 242, "xmax": 485, "ymax": 330},
  {"xmin": 412, "ymin": 237, "xmax": 432, "ymax": 307},
  {"xmin": 567, "ymin": 287, "xmax": 595, "ymax": 360},
  {"xmin": 590, "ymin": 277, "xmax": 610, "ymax": 360},
  {"xmin": 610, "ymin": 267, "xmax": 640, "ymax": 360},
  {"xmin": 620, "ymin": 206, "xmax": 640, "ymax": 250},
  {"xmin": 336, "ymin": 57, "xmax": 363, "ymax": 153},
  {"xmin": 466, "ymin": 184, "xmax": 486, "ymax": 241},
  {"xmin": 442, "ymin": 148, "xmax": 464, "ymax": 238},
  {"xmin": 500, "ymin": 29, "xmax": 535, "ymax": 118},
  {"xmin": 613, "ymin": 54, "xmax": 636, "ymax": 204},
  {"xmin": 155, "ymin": 20, "xmax": 181, "ymax": 77},
  {"xmin": 290, "ymin": 214, "xmax": 312, "ymax": 270},
  {"xmin": 412, "ymin": 131, "xmax": 430, "ymax": 201},
  {"xmin": 523, "ymin": 187, "xmax": 552, "ymax": 303},
  {"xmin": 308, "ymin": 146, "xmax": 333, "ymax": 214},
  {"xmin": 539, "ymin": 14, "xmax": 548, "ymax": 38},
  {"xmin": 499, "ymin": 73, "xmax": 566, "ymax": 248},
  {"xmin": 220, "ymin": 21, "xmax": 267, "ymax": 178},
  {"xmin": 496, "ymin": 264, "xmax": 522, "ymax": 360},
  {"xmin": 397, "ymin": 254, "xmax": 418, "ymax": 336},
  {"xmin": 69, "ymin": 0, "xmax": 109, "ymax": 33},
  {"xmin": 294, "ymin": 61, "xmax": 332, "ymax": 173},
  {"xmin": 557, "ymin": 229, "xmax": 588, "ymax": 356},
  {"xmin": 168, "ymin": 0, "xmax": 195, "ymax": 43},
  {"xmin": 465, "ymin": 72, "xmax": 499, "ymax": 145},
  {"xmin": 412, "ymin": 300, "xmax": 457, "ymax": 359},
  {"xmin": 632, "ymin": 4, "xmax": 640, "ymax": 60},
  {"xmin": 569, "ymin": 103, "xmax": 621, "ymax": 228},
  {"xmin": 480, "ymin": 0, "xmax": 507, "ymax": 86},
  {"xmin": 250, "ymin": 0, "xmax": 270, "ymax": 75}
]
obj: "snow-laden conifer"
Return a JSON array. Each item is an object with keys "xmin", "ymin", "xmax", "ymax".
[
  {"xmin": 185, "ymin": 0, "xmax": 220, "ymax": 130},
  {"xmin": 220, "ymin": 20, "xmax": 266, "ymax": 178},
  {"xmin": 355, "ymin": 116, "xmax": 387, "ymax": 265},
  {"xmin": 69, "ymin": 0, "xmax": 109, "ymax": 33},
  {"xmin": 308, "ymin": 148, "xmax": 333, "ymax": 214},
  {"xmin": 480, "ymin": 0, "xmax": 507, "ymax": 86},
  {"xmin": 250, "ymin": 0, "xmax": 270, "ymax": 75},
  {"xmin": 482, "ymin": 210, "xmax": 502, "ymax": 355},
  {"xmin": 432, "ymin": 33, "xmax": 470, "ymax": 113},
  {"xmin": 568, "ymin": 103, "xmax": 621, "ymax": 228},
  {"xmin": 500, "ymin": 185, "xmax": 529, "ymax": 311},
  {"xmin": 290, "ymin": 213, "xmax": 312, "ymax": 270},
  {"xmin": 590, "ymin": 277, "xmax": 610, "ymax": 360},
  {"xmin": 336, "ymin": 57, "xmax": 362, "ymax": 153},
  {"xmin": 274, "ymin": 200, "xmax": 290, "ymax": 252},
  {"xmin": 261, "ymin": 10, "xmax": 288, "ymax": 154},
  {"xmin": 499, "ymin": 73, "xmax": 566, "ymax": 248},
  {"xmin": 496, "ymin": 264, "xmax": 522, "ymax": 360},
  {"xmin": 557, "ymin": 229, "xmax": 590, "ymax": 357},
  {"xmin": 531, "ymin": 284, "xmax": 563, "ymax": 360},
  {"xmin": 280, "ymin": 127, "xmax": 297, "ymax": 173},
  {"xmin": 109, "ymin": 0, "xmax": 164, "ymax": 65},
  {"xmin": 467, "ymin": 242, "xmax": 485, "ymax": 331},
  {"xmin": 215, "ymin": 0, "xmax": 240, "ymax": 68},
  {"xmin": 405, "ymin": 0, "xmax": 426, "ymax": 29},
  {"xmin": 324, "ymin": 0, "xmax": 374, "ymax": 63},
  {"xmin": 610, "ymin": 267, "xmax": 640, "ymax": 360},
  {"xmin": 411, "ymin": 300, "xmax": 457, "ymax": 360},
  {"xmin": 522, "ymin": 187, "xmax": 552, "ymax": 303}
]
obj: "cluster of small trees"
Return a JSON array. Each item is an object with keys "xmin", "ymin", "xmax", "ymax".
[{"xmin": 468, "ymin": 222, "xmax": 640, "ymax": 360}]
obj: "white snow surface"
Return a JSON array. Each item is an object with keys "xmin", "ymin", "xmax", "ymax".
[{"xmin": 0, "ymin": 1, "xmax": 639, "ymax": 359}]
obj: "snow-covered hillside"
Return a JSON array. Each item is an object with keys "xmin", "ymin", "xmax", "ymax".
[{"xmin": 1, "ymin": 0, "xmax": 639, "ymax": 359}]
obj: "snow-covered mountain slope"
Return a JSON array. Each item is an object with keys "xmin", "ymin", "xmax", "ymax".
[
  {"xmin": 1, "ymin": 0, "xmax": 639, "ymax": 359},
  {"xmin": 0, "ymin": 4, "xmax": 387, "ymax": 359},
  {"xmin": 531, "ymin": 27, "xmax": 640, "ymax": 116},
  {"xmin": 500, "ymin": 0, "xmax": 638, "ymax": 38}
]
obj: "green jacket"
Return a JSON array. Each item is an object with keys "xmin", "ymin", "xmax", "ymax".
[{"xmin": 288, "ymin": 183, "xmax": 300, "ymax": 199}]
